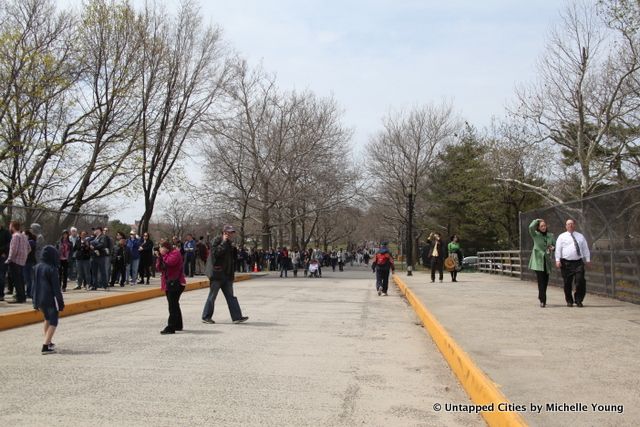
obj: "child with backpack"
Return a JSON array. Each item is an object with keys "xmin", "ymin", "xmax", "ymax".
[
  {"xmin": 32, "ymin": 245, "xmax": 65, "ymax": 354},
  {"xmin": 372, "ymin": 242, "xmax": 395, "ymax": 296}
]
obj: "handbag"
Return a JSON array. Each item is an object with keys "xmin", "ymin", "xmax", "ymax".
[{"xmin": 444, "ymin": 256, "xmax": 456, "ymax": 272}]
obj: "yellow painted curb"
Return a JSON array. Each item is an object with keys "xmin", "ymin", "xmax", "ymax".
[
  {"xmin": 393, "ymin": 274, "xmax": 528, "ymax": 427},
  {"xmin": 0, "ymin": 274, "xmax": 252, "ymax": 332}
]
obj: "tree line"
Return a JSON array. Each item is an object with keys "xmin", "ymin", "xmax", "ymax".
[
  {"xmin": 3, "ymin": 0, "xmax": 639, "ymax": 253},
  {"xmin": 365, "ymin": 0, "xmax": 640, "ymax": 254}
]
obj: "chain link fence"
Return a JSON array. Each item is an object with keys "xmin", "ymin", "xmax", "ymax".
[
  {"xmin": 519, "ymin": 185, "xmax": 640, "ymax": 304},
  {"xmin": 0, "ymin": 205, "xmax": 109, "ymax": 246}
]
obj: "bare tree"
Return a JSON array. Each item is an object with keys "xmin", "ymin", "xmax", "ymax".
[
  {"xmin": 365, "ymin": 102, "xmax": 459, "ymax": 227},
  {"xmin": 201, "ymin": 60, "xmax": 276, "ymax": 246},
  {"xmin": 57, "ymin": 0, "xmax": 143, "ymax": 217},
  {"xmin": 161, "ymin": 196, "xmax": 195, "ymax": 238},
  {"xmin": 136, "ymin": 0, "xmax": 230, "ymax": 233},
  {"xmin": 510, "ymin": 1, "xmax": 640, "ymax": 200}
]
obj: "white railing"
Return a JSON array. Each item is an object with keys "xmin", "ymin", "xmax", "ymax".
[{"xmin": 477, "ymin": 251, "xmax": 521, "ymax": 277}]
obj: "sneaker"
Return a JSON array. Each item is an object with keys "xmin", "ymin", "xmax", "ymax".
[
  {"xmin": 382, "ymin": 292, "xmax": 388, "ymax": 296},
  {"xmin": 576, "ymin": 302, "xmax": 584, "ymax": 307},
  {"xmin": 160, "ymin": 328, "xmax": 175, "ymax": 335},
  {"xmin": 377, "ymin": 287, "xmax": 382, "ymax": 296},
  {"xmin": 233, "ymin": 316, "xmax": 249, "ymax": 324},
  {"xmin": 73, "ymin": 285, "xmax": 81, "ymax": 290},
  {"xmin": 41, "ymin": 345, "xmax": 56, "ymax": 355},
  {"xmin": 202, "ymin": 318, "xmax": 215, "ymax": 324}
]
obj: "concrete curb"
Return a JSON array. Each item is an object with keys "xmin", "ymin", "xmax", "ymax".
[
  {"xmin": 393, "ymin": 274, "xmax": 527, "ymax": 427},
  {"xmin": 0, "ymin": 274, "xmax": 252, "ymax": 331}
]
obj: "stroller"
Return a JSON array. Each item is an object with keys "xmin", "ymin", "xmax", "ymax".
[{"xmin": 308, "ymin": 260, "xmax": 320, "ymax": 278}]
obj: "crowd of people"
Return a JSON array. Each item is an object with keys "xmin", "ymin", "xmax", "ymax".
[
  {"xmin": 1, "ymin": 213, "xmax": 593, "ymax": 354},
  {"xmin": 234, "ymin": 246, "xmax": 375, "ymax": 278},
  {"xmin": 0, "ymin": 224, "xmax": 215, "ymax": 303}
]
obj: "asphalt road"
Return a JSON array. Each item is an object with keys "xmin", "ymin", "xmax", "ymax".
[{"xmin": 0, "ymin": 267, "xmax": 481, "ymax": 427}]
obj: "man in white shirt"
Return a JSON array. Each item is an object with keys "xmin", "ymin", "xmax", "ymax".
[{"xmin": 555, "ymin": 219, "xmax": 591, "ymax": 307}]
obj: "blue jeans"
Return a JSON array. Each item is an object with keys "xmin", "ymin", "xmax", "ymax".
[
  {"xmin": 77, "ymin": 259, "xmax": 91, "ymax": 287},
  {"xmin": 91, "ymin": 257, "xmax": 107, "ymax": 289},
  {"xmin": 127, "ymin": 258, "xmax": 140, "ymax": 284},
  {"xmin": 201, "ymin": 274, "xmax": 243, "ymax": 321},
  {"xmin": 68, "ymin": 258, "xmax": 77, "ymax": 281},
  {"xmin": 105, "ymin": 257, "xmax": 112, "ymax": 285},
  {"xmin": 183, "ymin": 253, "xmax": 196, "ymax": 277}
]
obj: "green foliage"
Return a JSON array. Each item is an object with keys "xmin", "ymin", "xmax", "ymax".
[
  {"xmin": 425, "ymin": 131, "xmax": 501, "ymax": 253},
  {"xmin": 424, "ymin": 128, "xmax": 545, "ymax": 253},
  {"xmin": 108, "ymin": 219, "xmax": 132, "ymax": 238}
]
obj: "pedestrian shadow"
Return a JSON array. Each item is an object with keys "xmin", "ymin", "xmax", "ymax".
[
  {"xmin": 55, "ymin": 349, "xmax": 111, "ymax": 356},
  {"xmin": 179, "ymin": 330, "xmax": 222, "ymax": 335},
  {"xmin": 216, "ymin": 321, "xmax": 282, "ymax": 328}
]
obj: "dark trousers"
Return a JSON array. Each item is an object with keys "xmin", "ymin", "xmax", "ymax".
[
  {"xmin": 0, "ymin": 256, "xmax": 6, "ymax": 298},
  {"xmin": 165, "ymin": 285, "xmax": 184, "ymax": 332},
  {"xmin": 375, "ymin": 267, "xmax": 390, "ymax": 292},
  {"xmin": 535, "ymin": 270, "xmax": 549, "ymax": 304},
  {"xmin": 9, "ymin": 262, "xmax": 26, "ymax": 302},
  {"xmin": 430, "ymin": 258, "xmax": 444, "ymax": 281},
  {"xmin": 201, "ymin": 274, "xmax": 243, "ymax": 321},
  {"xmin": 23, "ymin": 263, "xmax": 34, "ymax": 297},
  {"xmin": 450, "ymin": 270, "xmax": 458, "ymax": 281},
  {"xmin": 561, "ymin": 259, "xmax": 586, "ymax": 304},
  {"xmin": 184, "ymin": 253, "xmax": 196, "ymax": 277},
  {"xmin": 138, "ymin": 259, "xmax": 151, "ymax": 282},
  {"xmin": 111, "ymin": 262, "xmax": 126, "ymax": 285},
  {"xmin": 59, "ymin": 259, "xmax": 69, "ymax": 290}
]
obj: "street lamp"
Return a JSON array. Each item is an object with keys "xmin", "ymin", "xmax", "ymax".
[{"xmin": 407, "ymin": 183, "xmax": 415, "ymax": 276}]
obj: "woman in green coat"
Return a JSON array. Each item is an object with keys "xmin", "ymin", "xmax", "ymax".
[{"xmin": 529, "ymin": 219, "xmax": 555, "ymax": 307}]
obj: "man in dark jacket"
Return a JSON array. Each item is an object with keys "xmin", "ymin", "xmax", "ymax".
[
  {"xmin": 201, "ymin": 225, "xmax": 248, "ymax": 324},
  {"xmin": 32, "ymin": 245, "xmax": 64, "ymax": 354},
  {"xmin": 89, "ymin": 227, "xmax": 108, "ymax": 290},
  {"xmin": 426, "ymin": 233, "xmax": 447, "ymax": 283}
]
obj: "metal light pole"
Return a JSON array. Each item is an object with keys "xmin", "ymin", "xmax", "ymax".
[{"xmin": 407, "ymin": 184, "xmax": 414, "ymax": 276}]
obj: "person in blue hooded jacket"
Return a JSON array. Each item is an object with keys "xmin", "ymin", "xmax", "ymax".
[{"xmin": 32, "ymin": 245, "xmax": 64, "ymax": 355}]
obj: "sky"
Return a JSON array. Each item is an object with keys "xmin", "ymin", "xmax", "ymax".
[
  {"xmin": 196, "ymin": 0, "xmax": 561, "ymax": 151},
  {"xmin": 61, "ymin": 0, "xmax": 563, "ymax": 224}
]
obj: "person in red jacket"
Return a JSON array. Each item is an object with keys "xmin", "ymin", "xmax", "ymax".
[
  {"xmin": 372, "ymin": 242, "xmax": 395, "ymax": 296},
  {"xmin": 156, "ymin": 241, "xmax": 186, "ymax": 335}
]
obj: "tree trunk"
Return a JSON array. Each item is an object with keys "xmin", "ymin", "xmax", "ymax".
[{"xmin": 289, "ymin": 206, "xmax": 298, "ymax": 249}]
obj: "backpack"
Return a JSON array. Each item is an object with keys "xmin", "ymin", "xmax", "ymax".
[{"xmin": 375, "ymin": 253, "xmax": 390, "ymax": 266}]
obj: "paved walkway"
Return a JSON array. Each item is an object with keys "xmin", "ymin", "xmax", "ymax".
[
  {"xmin": 0, "ymin": 268, "xmax": 481, "ymax": 427},
  {"xmin": 400, "ymin": 270, "xmax": 639, "ymax": 427}
]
